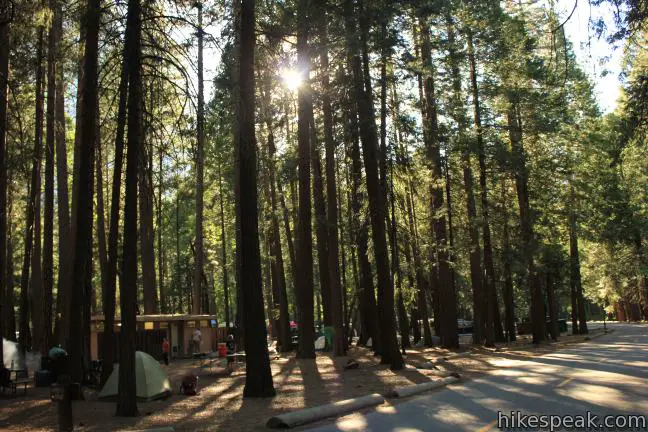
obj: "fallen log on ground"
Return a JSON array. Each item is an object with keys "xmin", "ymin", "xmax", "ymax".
[
  {"xmin": 266, "ymin": 393, "xmax": 385, "ymax": 428},
  {"xmin": 385, "ymin": 376, "xmax": 460, "ymax": 398}
]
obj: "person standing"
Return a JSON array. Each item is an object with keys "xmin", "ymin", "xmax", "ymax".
[
  {"xmin": 192, "ymin": 328, "xmax": 202, "ymax": 354},
  {"xmin": 226, "ymin": 334, "xmax": 236, "ymax": 371},
  {"xmin": 162, "ymin": 338, "xmax": 170, "ymax": 365}
]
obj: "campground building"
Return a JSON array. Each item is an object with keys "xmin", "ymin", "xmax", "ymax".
[{"xmin": 90, "ymin": 314, "xmax": 225, "ymax": 361}]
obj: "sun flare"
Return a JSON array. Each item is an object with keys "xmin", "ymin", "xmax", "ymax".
[{"xmin": 280, "ymin": 68, "xmax": 303, "ymax": 91}]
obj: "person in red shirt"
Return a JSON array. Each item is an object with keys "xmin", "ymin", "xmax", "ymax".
[{"xmin": 162, "ymin": 337, "xmax": 170, "ymax": 365}]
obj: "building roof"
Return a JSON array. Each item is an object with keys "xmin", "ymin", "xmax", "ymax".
[{"xmin": 90, "ymin": 314, "xmax": 218, "ymax": 323}]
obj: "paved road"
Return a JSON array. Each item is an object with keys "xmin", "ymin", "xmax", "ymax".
[{"xmin": 307, "ymin": 323, "xmax": 648, "ymax": 431}]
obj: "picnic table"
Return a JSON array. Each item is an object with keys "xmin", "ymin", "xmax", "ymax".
[
  {"xmin": 199, "ymin": 352, "xmax": 226, "ymax": 374},
  {"xmin": 197, "ymin": 351, "xmax": 245, "ymax": 374},
  {"xmin": 227, "ymin": 351, "xmax": 246, "ymax": 362},
  {"xmin": 0, "ymin": 368, "xmax": 30, "ymax": 395}
]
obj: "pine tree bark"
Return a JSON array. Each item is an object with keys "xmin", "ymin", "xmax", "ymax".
[
  {"xmin": 218, "ymin": 160, "xmax": 230, "ymax": 333},
  {"xmin": 279, "ymin": 180, "xmax": 297, "ymax": 296},
  {"xmin": 568, "ymin": 176, "xmax": 587, "ymax": 334},
  {"xmin": 261, "ymin": 217, "xmax": 274, "ymax": 339},
  {"xmin": 390, "ymin": 151, "xmax": 409, "ymax": 352},
  {"xmin": 349, "ymin": 0, "xmax": 403, "ymax": 368},
  {"xmin": 193, "ymin": 1, "xmax": 205, "ymax": 315},
  {"xmin": 231, "ymin": 0, "xmax": 243, "ymax": 348},
  {"xmin": 507, "ymin": 96, "xmax": 544, "ymax": 345},
  {"xmin": 316, "ymin": 0, "xmax": 344, "ymax": 354},
  {"xmin": 238, "ymin": 0, "xmax": 275, "ymax": 397},
  {"xmin": 31, "ymin": 32, "xmax": 46, "ymax": 353},
  {"xmin": 546, "ymin": 265, "xmax": 559, "ymax": 341},
  {"xmin": 96, "ymin": 138, "xmax": 108, "ymax": 317},
  {"xmin": 158, "ymin": 147, "xmax": 165, "ymax": 312},
  {"xmin": 500, "ymin": 177, "xmax": 516, "ymax": 341},
  {"xmin": 387, "ymin": 82, "xmax": 410, "ymax": 352},
  {"xmin": 406, "ymin": 177, "xmax": 432, "ymax": 347},
  {"xmin": 140, "ymin": 135, "xmax": 157, "ymax": 314},
  {"xmin": 295, "ymin": 0, "xmax": 316, "ymax": 359},
  {"xmin": 344, "ymin": 69, "xmax": 378, "ymax": 350},
  {"xmin": 337, "ymin": 163, "xmax": 351, "ymax": 343},
  {"xmin": 5, "ymin": 197, "xmax": 16, "ymax": 341},
  {"xmin": 418, "ymin": 13, "xmax": 458, "ymax": 348},
  {"xmin": 467, "ymin": 32, "xmax": 504, "ymax": 343},
  {"xmin": 311, "ymin": 121, "xmax": 331, "ymax": 327},
  {"xmin": 53, "ymin": 0, "xmax": 70, "ymax": 345},
  {"xmin": 0, "ymin": 9, "xmax": 8, "ymax": 362},
  {"xmin": 264, "ymin": 117, "xmax": 291, "ymax": 352},
  {"xmin": 20, "ymin": 23, "xmax": 45, "ymax": 351},
  {"xmin": 446, "ymin": 21, "xmax": 486, "ymax": 345},
  {"xmin": 116, "ymin": 0, "xmax": 142, "ymax": 416},
  {"xmin": 100, "ymin": 55, "xmax": 128, "ymax": 387},
  {"xmin": 43, "ymin": 0, "xmax": 62, "ymax": 353},
  {"xmin": 68, "ymin": 0, "xmax": 100, "ymax": 385}
]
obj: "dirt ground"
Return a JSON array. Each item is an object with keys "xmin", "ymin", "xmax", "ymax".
[{"xmin": 0, "ymin": 328, "xmax": 607, "ymax": 432}]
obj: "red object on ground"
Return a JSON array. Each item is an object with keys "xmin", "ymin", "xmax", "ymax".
[{"xmin": 218, "ymin": 343, "xmax": 227, "ymax": 358}]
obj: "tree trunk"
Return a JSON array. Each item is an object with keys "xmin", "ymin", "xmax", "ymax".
[
  {"xmin": 279, "ymin": 179, "xmax": 297, "ymax": 298},
  {"xmin": 344, "ymin": 68, "xmax": 378, "ymax": 350},
  {"xmin": 390, "ymin": 155, "xmax": 409, "ymax": 352},
  {"xmin": 238, "ymin": 0, "xmax": 275, "ymax": 397},
  {"xmin": 43, "ymin": 0, "xmax": 62, "ymax": 353},
  {"xmin": 31, "ymin": 29, "xmax": 46, "ymax": 353},
  {"xmin": 96, "ymin": 136, "xmax": 108, "ymax": 317},
  {"xmin": 348, "ymin": 0, "xmax": 402, "ymax": 369},
  {"xmin": 261, "ymin": 218, "xmax": 274, "ymax": 339},
  {"xmin": 5, "ymin": 195, "xmax": 16, "ymax": 342},
  {"xmin": 100, "ymin": 53, "xmax": 128, "ymax": 387},
  {"xmin": 116, "ymin": 0, "xmax": 141, "ymax": 416},
  {"xmin": 19, "ymin": 24, "xmax": 46, "ymax": 352},
  {"xmin": 317, "ymin": 1, "xmax": 343, "ymax": 355},
  {"xmin": 0, "ymin": 14, "xmax": 8, "ymax": 363},
  {"xmin": 337, "ymin": 162, "xmax": 351, "ymax": 344},
  {"xmin": 158, "ymin": 144, "xmax": 165, "ymax": 312},
  {"xmin": 295, "ymin": 0, "xmax": 315, "ymax": 359},
  {"xmin": 447, "ymin": 22, "xmax": 485, "ymax": 345},
  {"xmin": 267, "ymin": 129, "xmax": 291, "ymax": 351},
  {"xmin": 193, "ymin": 1, "xmax": 205, "ymax": 315},
  {"xmin": 231, "ymin": 0, "xmax": 243, "ymax": 349},
  {"xmin": 467, "ymin": 34, "xmax": 503, "ymax": 343},
  {"xmin": 175, "ymin": 190, "xmax": 182, "ymax": 313},
  {"xmin": 53, "ymin": 0, "xmax": 71, "ymax": 345},
  {"xmin": 406, "ymin": 178, "xmax": 431, "ymax": 346},
  {"xmin": 546, "ymin": 266, "xmax": 559, "ymax": 341},
  {"xmin": 418, "ymin": 12, "xmax": 458, "ymax": 349},
  {"xmin": 218, "ymin": 160, "xmax": 230, "ymax": 334},
  {"xmin": 507, "ymin": 96, "xmax": 544, "ymax": 345},
  {"xmin": 259, "ymin": 99, "xmax": 291, "ymax": 351},
  {"xmin": 68, "ymin": 0, "xmax": 100, "ymax": 386},
  {"xmin": 500, "ymin": 178, "xmax": 516, "ymax": 342},
  {"xmin": 568, "ymin": 177, "xmax": 587, "ymax": 335},
  {"xmin": 139, "ymin": 130, "xmax": 157, "ymax": 314},
  {"xmin": 320, "ymin": 33, "xmax": 345, "ymax": 354},
  {"xmin": 311, "ymin": 121, "xmax": 331, "ymax": 328},
  {"xmin": 378, "ymin": 23, "xmax": 389, "ymax": 204},
  {"xmin": 68, "ymin": 12, "xmax": 86, "ymax": 322}
]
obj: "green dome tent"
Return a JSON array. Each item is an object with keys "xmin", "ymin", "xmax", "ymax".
[{"xmin": 99, "ymin": 351, "xmax": 171, "ymax": 401}]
